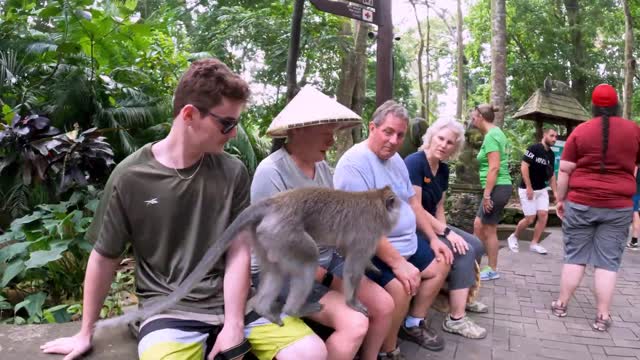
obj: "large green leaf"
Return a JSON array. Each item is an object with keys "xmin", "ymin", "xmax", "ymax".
[
  {"xmin": 1, "ymin": 261, "xmax": 26, "ymax": 287},
  {"xmin": 24, "ymin": 241, "xmax": 71, "ymax": 269},
  {"xmin": 0, "ymin": 242, "xmax": 30, "ymax": 263},
  {"xmin": 14, "ymin": 291, "xmax": 47, "ymax": 320},
  {"xmin": 44, "ymin": 304, "xmax": 72, "ymax": 323},
  {"xmin": 9, "ymin": 211, "xmax": 43, "ymax": 232}
]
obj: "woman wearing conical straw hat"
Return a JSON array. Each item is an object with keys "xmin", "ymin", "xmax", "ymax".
[{"xmin": 249, "ymin": 86, "xmax": 394, "ymax": 360}]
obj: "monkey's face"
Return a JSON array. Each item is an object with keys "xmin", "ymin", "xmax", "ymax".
[
  {"xmin": 368, "ymin": 114, "xmax": 407, "ymax": 160},
  {"xmin": 381, "ymin": 186, "xmax": 401, "ymax": 227}
]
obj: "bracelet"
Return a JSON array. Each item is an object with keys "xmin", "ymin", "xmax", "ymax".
[{"xmin": 483, "ymin": 195, "xmax": 491, "ymax": 200}]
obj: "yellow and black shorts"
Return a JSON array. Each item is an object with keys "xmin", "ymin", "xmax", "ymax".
[{"xmin": 137, "ymin": 311, "xmax": 314, "ymax": 360}]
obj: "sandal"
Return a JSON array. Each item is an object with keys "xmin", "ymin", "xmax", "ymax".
[
  {"xmin": 592, "ymin": 314, "xmax": 613, "ymax": 332},
  {"xmin": 551, "ymin": 300, "xmax": 568, "ymax": 317}
]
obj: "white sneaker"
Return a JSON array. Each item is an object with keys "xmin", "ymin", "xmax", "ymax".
[
  {"xmin": 507, "ymin": 233, "xmax": 519, "ymax": 253},
  {"xmin": 530, "ymin": 244, "xmax": 548, "ymax": 254}
]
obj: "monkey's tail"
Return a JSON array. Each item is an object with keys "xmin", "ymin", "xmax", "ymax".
[{"xmin": 94, "ymin": 202, "xmax": 270, "ymax": 332}]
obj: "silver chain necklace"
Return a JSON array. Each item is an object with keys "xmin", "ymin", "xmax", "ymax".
[{"xmin": 174, "ymin": 155, "xmax": 205, "ymax": 180}]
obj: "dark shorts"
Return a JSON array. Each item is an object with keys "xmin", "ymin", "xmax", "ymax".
[
  {"xmin": 476, "ymin": 184, "xmax": 512, "ymax": 225},
  {"xmin": 563, "ymin": 201, "xmax": 633, "ymax": 272},
  {"xmin": 365, "ymin": 233, "xmax": 435, "ymax": 287}
]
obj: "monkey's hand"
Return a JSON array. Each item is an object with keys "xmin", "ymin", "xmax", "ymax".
[
  {"xmin": 207, "ymin": 322, "xmax": 246, "ymax": 360},
  {"xmin": 40, "ymin": 332, "xmax": 92, "ymax": 360}
]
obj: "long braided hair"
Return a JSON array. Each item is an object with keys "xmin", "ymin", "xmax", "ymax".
[{"xmin": 592, "ymin": 104, "xmax": 620, "ymax": 173}]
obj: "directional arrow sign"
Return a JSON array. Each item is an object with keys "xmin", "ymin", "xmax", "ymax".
[{"xmin": 309, "ymin": 0, "xmax": 379, "ymax": 25}]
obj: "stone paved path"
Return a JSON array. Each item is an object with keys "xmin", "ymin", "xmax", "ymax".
[{"xmin": 400, "ymin": 227, "xmax": 640, "ymax": 360}]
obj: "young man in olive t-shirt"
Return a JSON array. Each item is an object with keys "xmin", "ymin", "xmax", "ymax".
[{"xmin": 40, "ymin": 59, "xmax": 327, "ymax": 360}]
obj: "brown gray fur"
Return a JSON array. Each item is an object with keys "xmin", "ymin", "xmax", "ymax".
[{"xmin": 95, "ymin": 186, "xmax": 400, "ymax": 330}]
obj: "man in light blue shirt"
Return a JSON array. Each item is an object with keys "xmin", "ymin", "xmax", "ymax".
[{"xmin": 334, "ymin": 100, "xmax": 453, "ymax": 358}]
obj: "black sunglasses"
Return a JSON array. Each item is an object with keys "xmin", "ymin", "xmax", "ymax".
[{"xmin": 199, "ymin": 109, "xmax": 239, "ymax": 134}]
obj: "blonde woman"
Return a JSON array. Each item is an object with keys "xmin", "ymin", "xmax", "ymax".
[{"xmin": 403, "ymin": 118, "xmax": 488, "ymax": 339}]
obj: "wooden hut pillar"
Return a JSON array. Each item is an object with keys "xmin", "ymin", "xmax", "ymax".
[
  {"xmin": 565, "ymin": 120, "xmax": 573, "ymax": 137},
  {"xmin": 535, "ymin": 119, "xmax": 543, "ymax": 142}
]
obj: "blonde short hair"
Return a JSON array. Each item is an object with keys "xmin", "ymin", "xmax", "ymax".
[{"xmin": 420, "ymin": 118, "xmax": 466, "ymax": 160}]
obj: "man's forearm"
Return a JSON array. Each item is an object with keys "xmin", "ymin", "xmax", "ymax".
[
  {"xmin": 550, "ymin": 175, "xmax": 558, "ymax": 195},
  {"xmin": 80, "ymin": 250, "xmax": 119, "ymax": 336},
  {"xmin": 521, "ymin": 163, "xmax": 532, "ymax": 189},
  {"xmin": 223, "ymin": 231, "xmax": 251, "ymax": 326}
]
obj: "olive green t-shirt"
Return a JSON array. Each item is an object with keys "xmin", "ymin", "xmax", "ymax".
[
  {"xmin": 87, "ymin": 143, "xmax": 250, "ymax": 314},
  {"xmin": 476, "ymin": 127, "xmax": 512, "ymax": 188}
]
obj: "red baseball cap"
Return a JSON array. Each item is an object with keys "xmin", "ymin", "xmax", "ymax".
[{"xmin": 591, "ymin": 84, "xmax": 618, "ymax": 107}]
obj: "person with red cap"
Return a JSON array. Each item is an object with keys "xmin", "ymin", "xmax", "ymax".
[{"xmin": 551, "ymin": 84, "xmax": 640, "ymax": 332}]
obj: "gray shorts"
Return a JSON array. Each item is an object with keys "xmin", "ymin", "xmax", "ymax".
[
  {"xmin": 476, "ymin": 184, "xmax": 512, "ymax": 224},
  {"xmin": 443, "ymin": 226, "xmax": 485, "ymax": 290},
  {"xmin": 562, "ymin": 201, "xmax": 633, "ymax": 272}
]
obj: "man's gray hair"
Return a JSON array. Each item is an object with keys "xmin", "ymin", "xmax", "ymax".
[
  {"xmin": 371, "ymin": 100, "xmax": 410, "ymax": 126},
  {"xmin": 420, "ymin": 117, "xmax": 466, "ymax": 160}
]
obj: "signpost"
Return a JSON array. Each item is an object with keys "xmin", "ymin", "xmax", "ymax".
[{"xmin": 309, "ymin": 0, "xmax": 393, "ymax": 106}]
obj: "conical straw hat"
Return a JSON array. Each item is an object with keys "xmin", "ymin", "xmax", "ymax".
[{"xmin": 266, "ymin": 85, "xmax": 362, "ymax": 137}]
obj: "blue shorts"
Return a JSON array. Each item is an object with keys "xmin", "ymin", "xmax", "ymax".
[
  {"xmin": 633, "ymin": 194, "xmax": 640, "ymax": 212},
  {"xmin": 365, "ymin": 233, "xmax": 435, "ymax": 287}
]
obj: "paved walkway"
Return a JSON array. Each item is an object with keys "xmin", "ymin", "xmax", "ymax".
[
  {"xmin": 2, "ymin": 227, "xmax": 639, "ymax": 359},
  {"xmin": 400, "ymin": 227, "xmax": 640, "ymax": 360}
]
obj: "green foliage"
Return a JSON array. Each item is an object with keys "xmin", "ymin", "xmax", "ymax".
[
  {"xmin": 0, "ymin": 187, "xmax": 100, "ymax": 304},
  {"xmin": 466, "ymin": 0, "xmax": 628, "ymax": 112}
]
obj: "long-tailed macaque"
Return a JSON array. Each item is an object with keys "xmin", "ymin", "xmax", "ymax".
[{"xmin": 96, "ymin": 186, "xmax": 400, "ymax": 330}]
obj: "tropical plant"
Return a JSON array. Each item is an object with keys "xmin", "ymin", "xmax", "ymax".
[
  {"xmin": 0, "ymin": 114, "xmax": 60, "ymax": 184},
  {"xmin": 46, "ymin": 125, "xmax": 115, "ymax": 193},
  {"xmin": 0, "ymin": 187, "xmax": 100, "ymax": 307}
]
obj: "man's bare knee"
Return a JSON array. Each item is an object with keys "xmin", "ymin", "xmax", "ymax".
[
  {"xmin": 523, "ymin": 215, "xmax": 537, "ymax": 225},
  {"xmin": 536, "ymin": 211, "xmax": 548, "ymax": 222},
  {"xmin": 276, "ymin": 334, "xmax": 328, "ymax": 360}
]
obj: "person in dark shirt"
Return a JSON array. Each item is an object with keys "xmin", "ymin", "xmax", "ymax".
[
  {"xmin": 507, "ymin": 128, "xmax": 558, "ymax": 255},
  {"xmin": 404, "ymin": 118, "xmax": 488, "ymax": 340}
]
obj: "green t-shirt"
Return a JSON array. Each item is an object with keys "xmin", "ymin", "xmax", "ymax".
[
  {"xmin": 476, "ymin": 127, "xmax": 512, "ymax": 188},
  {"xmin": 87, "ymin": 143, "xmax": 250, "ymax": 315}
]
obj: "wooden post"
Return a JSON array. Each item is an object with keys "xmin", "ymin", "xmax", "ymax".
[
  {"xmin": 535, "ymin": 119, "xmax": 543, "ymax": 142},
  {"xmin": 376, "ymin": 0, "xmax": 393, "ymax": 106}
]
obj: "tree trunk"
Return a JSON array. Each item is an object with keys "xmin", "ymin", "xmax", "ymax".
[
  {"xmin": 490, "ymin": 0, "xmax": 507, "ymax": 126},
  {"xmin": 564, "ymin": 0, "xmax": 587, "ymax": 105},
  {"xmin": 456, "ymin": 0, "xmax": 465, "ymax": 121},
  {"xmin": 426, "ymin": 3, "xmax": 431, "ymax": 122},
  {"xmin": 285, "ymin": 0, "xmax": 305, "ymax": 102},
  {"xmin": 623, "ymin": 0, "xmax": 634, "ymax": 119},
  {"xmin": 409, "ymin": 0, "xmax": 426, "ymax": 119},
  {"xmin": 334, "ymin": 20, "xmax": 369, "ymax": 160}
]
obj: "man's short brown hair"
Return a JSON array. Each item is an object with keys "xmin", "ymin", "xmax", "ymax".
[{"xmin": 173, "ymin": 58, "xmax": 250, "ymax": 117}]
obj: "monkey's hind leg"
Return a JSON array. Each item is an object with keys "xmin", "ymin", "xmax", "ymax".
[
  {"xmin": 282, "ymin": 263, "xmax": 321, "ymax": 317},
  {"xmin": 342, "ymin": 254, "xmax": 369, "ymax": 316},
  {"xmin": 279, "ymin": 231, "xmax": 321, "ymax": 317},
  {"xmin": 253, "ymin": 262, "xmax": 285, "ymax": 326}
]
